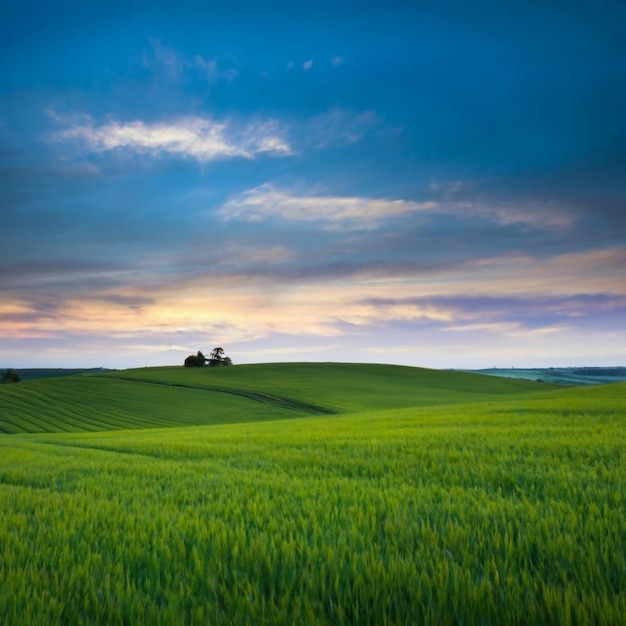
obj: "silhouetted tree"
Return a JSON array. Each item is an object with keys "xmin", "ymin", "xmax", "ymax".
[
  {"xmin": 2, "ymin": 368, "xmax": 20, "ymax": 383},
  {"xmin": 208, "ymin": 347, "xmax": 233, "ymax": 366},
  {"xmin": 183, "ymin": 348, "xmax": 233, "ymax": 367},
  {"xmin": 208, "ymin": 347, "xmax": 224, "ymax": 366},
  {"xmin": 184, "ymin": 351, "xmax": 207, "ymax": 367}
]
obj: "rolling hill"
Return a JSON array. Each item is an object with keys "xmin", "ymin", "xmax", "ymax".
[
  {"xmin": 1, "ymin": 363, "xmax": 624, "ymax": 625},
  {"xmin": 0, "ymin": 362, "xmax": 555, "ymax": 434}
]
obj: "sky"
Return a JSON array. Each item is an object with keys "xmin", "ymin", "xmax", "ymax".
[{"xmin": 1, "ymin": 0, "xmax": 625, "ymax": 370}]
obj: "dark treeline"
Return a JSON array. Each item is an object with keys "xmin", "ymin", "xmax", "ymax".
[{"xmin": 184, "ymin": 347, "xmax": 233, "ymax": 368}]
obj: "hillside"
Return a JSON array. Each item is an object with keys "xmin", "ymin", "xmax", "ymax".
[
  {"xmin": 106, "ymin": 362, "xmax": 552, "ymax": 411},
  {"xmin": 1, "ymin": 379, "xmax": 624, "ymax": 625},
  {"xmin": 1, "ymin": 368, "xmax": 113, "ymax": 381},
  {"xmin": 0, "ymin": 362, "xmax": 554, "ymax": 434}
]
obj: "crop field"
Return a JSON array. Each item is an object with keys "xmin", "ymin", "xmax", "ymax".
[
  {"xmin": 0, "ymin": 363, "xmax": 548, "ymax": 434},
  {"xmin": 0, "ymin": 364, "xmax": 624, "ymax": 625},
  {"xmin": 0, "ymin": 374, "xmax": 314, "ymax": 434}
]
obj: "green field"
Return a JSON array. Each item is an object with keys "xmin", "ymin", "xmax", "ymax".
[
  {"xmin": 0, "ymin": 364, "xmax": 624, "ymax": 625},
  {"xmin": 0, "ymin": 363, "xmax": 549, "ymax": 434}
]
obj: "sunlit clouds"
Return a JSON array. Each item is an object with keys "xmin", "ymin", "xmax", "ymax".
[
  {"xmin": 218, "ymin": 185, "xmax": 437, "ymax": 229},
  {"xmin": 2, "ymin": 2, "xmax": 625, "ymax": 368},
  {"xmin": 217, "ymin": 185, "xmax": 577, "ymax": 232},
  {"xmin": 4, "ymin": 242, "xmax": 626, "ymax": 367},
  {"xmin": 54, "ymin": 115, "xmax": 292, "ymax": 162}
]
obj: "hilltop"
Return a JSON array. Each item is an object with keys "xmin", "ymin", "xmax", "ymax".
[{"xmin": 0, "ymin": 362, "xmax": 553, "ymax": 434}]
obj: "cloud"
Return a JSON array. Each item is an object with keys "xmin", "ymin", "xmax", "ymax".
[
  {"xmin": 303, "ymin": 59, "xmax": 313, "ymax": 71},
  {"xmin": 444, "ymin": 199, "xmax": 575, "ymax": 230},
  {"xmin": 299, "ymin": 107, "xmax": 385, "ymax": 149},
  {"xmin": 5, "ymin": 243, "xmax": 626, "ymax": 367},
  {"xmin": 480, "ymin": 204, "xmax": 573, "ymax": 229},
  {"xmin": 360, "ymin": 293, "xmax": 626, "ymax": 337},
  {"xmin": 217, "ymin": 183, "xmax": 578, "ymax": 235},
  {"xmin": 218, "ymin": 185, "xmax": 437, "ymax": 230},
  {"xmin": 143, "ymin": 39, "xmax": 184, "ymax": 81},
  {"xmin": 143, "ymin": 40, "xmax": 238, "ymax": 85},
  {"xmin": 428, "ymin": 179, "xmax": 576, "ymax": 229},
  {"xmin": 194, "ymin": 55, "xmax": 238, "ymax": 83},
  {"xmin": 53, "ymin": 115, "xmax": 292, "ymax": 162}
]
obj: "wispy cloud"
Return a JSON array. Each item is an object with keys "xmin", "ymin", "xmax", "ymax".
[
  {"xmin": 300, "ymin": 107, "xmax": 385, "ymax": 149},
  {"xmin": 464, "ymin": 202, "xmax": 574, "ymax": 229},
  {"xmin": 429, "ymin": 179, "xmax": 576, "ymax": 229},
  {"xmin": 194, "ymin": 54, "xmax": 238, "ymax": 83},
  {"xmin": 217, "ymin": 184, "xmax": 577, "ymax": 234},
  {"xmin": 142, "ymin": 39, "xmax": 238, "ymax": 85},
  {"xmin": 143, "ymin": 38, "xmax": 184, "ymax": 81},
  {"xmin": 218, "ymin": 185, "xmax": 437, "ymax": 230},
  {"xmin": 53, "ymin": 115, "xmax": 292, "ymax": 162}
]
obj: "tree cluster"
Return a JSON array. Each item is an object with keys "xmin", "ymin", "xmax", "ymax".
[
  {"xmin": 2, "ymin": 368, "xmax": 20, "ymax": 383},
  {"xmin": 184, "ymin": 347, "xmax": 233, "ymax": 368}
]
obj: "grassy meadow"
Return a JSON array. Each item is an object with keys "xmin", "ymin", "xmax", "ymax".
[{"xmin": 0, "ymin": 363, "xmax": 624, "ymax": 625}]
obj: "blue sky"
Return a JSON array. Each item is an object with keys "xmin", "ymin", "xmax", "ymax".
[{"xmin": 2, "ymin": 1, "xmax": 625, "ymax": 369}]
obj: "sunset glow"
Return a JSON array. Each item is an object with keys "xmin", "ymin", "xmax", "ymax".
[{"xmin": 2, "ymin": 2, "xmax": 625, "ymax": 368}]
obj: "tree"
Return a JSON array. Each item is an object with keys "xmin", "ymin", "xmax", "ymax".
[
  {"xmin": 184, "ymin": 351, "xmax": 207, "ymax": 367},
  {"xmin": 208, "ymin": 347, "xmax": 233, "ymax": 366},
  {"xmin": 208, "ymin": 347, "xmax": 224, "ymax": 366},
  {"xmin": 183, "ymin": 347, "xmax": 233, "ymax": 367},
  {"xmin": 2, "ymin": 368, "xmax": 20, "ymax": 383}
]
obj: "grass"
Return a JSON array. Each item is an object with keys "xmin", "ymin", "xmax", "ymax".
[
  {"xmin": 0, "ymin": 364, "xmax": 624, "ymax": 625},
  {"xmin": 0, "ymin": 363, "xmax": 552, "ymax": 434},
  {"xmin": 109, "ymin": 362, "xmax": 551, "ymax": 412},
  {"xmin": 0, "ymin": 370, "xmax": 320, "ymax": 434}
]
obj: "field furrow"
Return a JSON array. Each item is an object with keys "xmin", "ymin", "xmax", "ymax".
[{"xmin": 101, "ymin": 374, "xmax": 336, "ymax": 415}]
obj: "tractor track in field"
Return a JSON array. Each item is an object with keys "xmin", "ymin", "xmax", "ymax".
[{"xmin": 100, "ymin": 375, "xmax": 336, "ymax": 416}]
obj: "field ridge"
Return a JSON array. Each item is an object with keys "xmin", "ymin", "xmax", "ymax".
[
  {"xmin": 0, "ymin": 362, "xmax": 562, "ymax": 435},
  {"xmin": 99, "ymin": 374, "xmax": 336, "ymax": 415}
]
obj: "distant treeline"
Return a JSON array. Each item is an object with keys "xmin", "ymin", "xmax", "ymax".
[
  {"xmin": 471, "ymin": 367, "xmax": 626, "ymax": 386},
  {"xmin": 3, "ymin": 368, "xmax": 113, "ymax": 381},
  {"xmin": 568, "ymin": 367, "xmax": 626, "ymax": 376}
]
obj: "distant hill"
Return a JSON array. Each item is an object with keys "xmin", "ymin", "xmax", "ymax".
[
  {"xmin": 7, "ymin": 365, "xmax": 624, "ymax": 386},
  {"xmin": 468, "ymin": 366, "xmax": 626, "ymax": 386},
  {"xmin": 5, "ymin": 368, "xmax": 113, "ymax": 381},
  {"xmin": 0, "ymin": 362, "xmax": 553, "ymax": 434}
]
